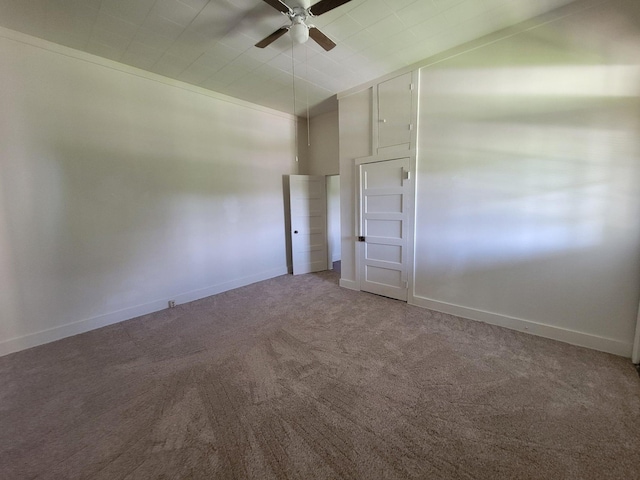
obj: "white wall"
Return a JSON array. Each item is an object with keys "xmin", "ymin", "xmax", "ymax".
[
  {"xmin": 338, "ymin": 88, "xmax": 372, "ymax": 289},
  {"xmin": 304, "ymin": 109, "xmax": 339, "ymax": 176},
  {"xmin": 338, "ymin": 0, "xmax": 640, "ymax": 357},
  {"xmin": 0, "ymin": 29, "xmax": 297, "ymax": 356},
  {"xmin": 414, "ymin": 14, "xmax": 640, "ymax": 356},
  {"xmin": 296, "ymin": 117, "xmax": 309, "ymax": 173}
]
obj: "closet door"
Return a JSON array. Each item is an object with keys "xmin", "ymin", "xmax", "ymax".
[
  {"xmin": 358, "ymin": 157, "xmax": 411, "ymax": 301},
  {"xmin": 377, "ymin": 72, "xmax": 413, "ymax": 153}
]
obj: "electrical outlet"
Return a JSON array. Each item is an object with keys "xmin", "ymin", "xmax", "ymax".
[{"xmin": 168, "ymin": 300, "xmax": 176, "ymax": 308}]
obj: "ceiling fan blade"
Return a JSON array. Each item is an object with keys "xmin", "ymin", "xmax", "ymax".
[
  {"xmin": 308, "ymin": 0, "xmax": 352, "ymax": 16},
  {"xmin": 308, "ymin": 27, "xmax": 336, "ymax": 51},
  {"xmin": 255, "ymin": 27, "xmax": 289, "ymax": 48},
  {"xmin": 261, "ymin": 0, "xmax": 292, "ymax": 14}
]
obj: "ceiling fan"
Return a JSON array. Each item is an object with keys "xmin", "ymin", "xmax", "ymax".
[{"xmin": 255, "ymin": 0, "xmax": 353, "ymax": 51}]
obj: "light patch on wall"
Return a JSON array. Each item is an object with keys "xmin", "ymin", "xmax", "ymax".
[
  {"xmin": 418, "ymin": 120, "xmax": 639, "ymax": 271},
  {"xmin": 421, "ymin": 184, "xmax": 610, "ymax": 272},
  {"xmin": 414, "ymin": 12, "xmax": 640, "ymax": 343},
  {"xmin": 422, "ymin": 65, "xmax": 640, "ymax": 97},
  {"xmin": 419, "ymin": 58, "xmax": 640, "ymax": 270}
]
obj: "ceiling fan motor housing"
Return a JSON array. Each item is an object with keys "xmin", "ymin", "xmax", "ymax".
[
  {"xmin": 289, "ymin": 11, "xmax": 310, "ymax": 44},
  {"xmin": 290, "ymin": 22, "xmax": 309, "ymax": 44}
]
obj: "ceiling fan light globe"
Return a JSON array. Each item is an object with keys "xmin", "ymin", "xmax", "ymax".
[{"xmin": 290, "ymin": 23, "xmax": 309, "ymax": 44}]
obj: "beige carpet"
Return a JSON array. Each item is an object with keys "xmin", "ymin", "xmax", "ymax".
[{"xmin": 1, "ymin": 270, "xmax": 639, "ymax": 479}]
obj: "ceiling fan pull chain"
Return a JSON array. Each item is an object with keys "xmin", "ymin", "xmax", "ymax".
[
  {"xmin": 291, "ymin": 38, "xmax": 298, "ymax": 160},
  {"xmin": 306, "ymin": 44, "xmax": 310, "ymax": 147}
]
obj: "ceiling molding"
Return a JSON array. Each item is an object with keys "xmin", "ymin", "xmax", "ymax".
[
  {"xmin": 0, "ymin": 25, "xmax": 297, "ymax": 121},
  {"xmin": 338, "ymin": 0, "xmax": 608, "ymax": 100}
]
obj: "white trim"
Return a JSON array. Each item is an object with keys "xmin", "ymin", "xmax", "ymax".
[
  {"xmin": 339, "ymin": 278, "xmax": 359, "ymax": 291},
  {"xmin": 632, "ymin": 306, "xmax": 640, "ymax": 363},
  {"xmin": 411, "ymin": 295, "xmax": 633, "ymax": 358},
  {"xmin": 354, "ymin": 149, "xmax": 418, "ymax": 166},
  {"xmin": 0, "ymin": 266, "xmax": 288, "ymax": 357},
  {"xmin": 326, "ymin": 174, "xmax": 340, "ymax": 270},
  {"xmin": 372, "ymin": 82, "xmax": 380, "ymax": 155},
  {"xmin": 0, "ymin": 27, "xmax": 295, "ymax": 121},
  {"xmin": 406, "ymin": 70, "xmax": 420, "ymax": 305}
]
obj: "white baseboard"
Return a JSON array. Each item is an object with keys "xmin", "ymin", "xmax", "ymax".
[
  {"xmin": 339, "ymin": 278, "xmax": 359, "ymax": 291},
  {"xmin": 0, "ymin": 266, "xmax": 288, "ymax": 357},
  {"xmin": 410, "ymin": 295, "xmax": 633, "ymax": 358}
]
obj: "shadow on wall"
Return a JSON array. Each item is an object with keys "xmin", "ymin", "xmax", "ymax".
[
  {"xmin": 0, "ymin": 57, "xmax": 296, "ymax": 344},
  {"xmin": 1, "ymin": 143, "xmax": 291, "ymax": 339}
]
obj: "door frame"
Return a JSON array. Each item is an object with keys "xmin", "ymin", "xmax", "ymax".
[
  {"xmin": 354, "ymin": 149, "xmax": 417, "ymax": 302},
  {"xmin": 326, "ymin": 174, "xmax": 341, "ymax": 271},
  {"xmin": 633, "ymin": 307, "xmax": 640, "ymax": 364}
]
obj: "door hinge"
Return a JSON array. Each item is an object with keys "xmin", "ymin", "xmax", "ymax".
[
  {"xmin": 403, "ymin": 280, "xmax": 409, "ymax": 289},
  {"xmin": 409, "ymin": 123, "xmax": 413, "ymax": 131},
  {"xmin": 410, "ymin": 83, "xmax": 414, "ymax": 91},
  {"xmin": 403, "ymin": 169, "xmax": 410, "ymax": 180}
]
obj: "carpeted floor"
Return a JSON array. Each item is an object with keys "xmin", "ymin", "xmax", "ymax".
[{"xmin": 1, "ymin": 270, "xmax": 639, "ymax": 479}]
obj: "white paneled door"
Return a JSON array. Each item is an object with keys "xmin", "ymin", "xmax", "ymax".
[
  {"xmin": 359, "ymin": 157, "xmax": 411, "ymax": 300},
  {"xmin": 289, "ymin": 175, "xmax": 328, "ymax": 275}
]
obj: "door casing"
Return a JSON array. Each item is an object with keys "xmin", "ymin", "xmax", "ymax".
[{"xmin": 633, "ymin": 308, "xmax": 640, "ymax": 364}]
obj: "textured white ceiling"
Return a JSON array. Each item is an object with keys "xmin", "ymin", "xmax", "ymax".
[{"xmin": 0, "ymin": 0, "xmax": 577, "ymax": 116}]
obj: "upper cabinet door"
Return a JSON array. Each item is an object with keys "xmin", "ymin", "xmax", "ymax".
[{"xmin": 377, "ymin": 72, "xmax": 413, "ymax": 151}]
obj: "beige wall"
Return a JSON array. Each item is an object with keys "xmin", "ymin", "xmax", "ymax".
[{"xmin": 0, "ymin": 29, "xmax": 297, "ymax": 355}]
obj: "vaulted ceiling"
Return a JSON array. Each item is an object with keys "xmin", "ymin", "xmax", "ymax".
[{"xmin": 0, "ymin": 0, "xmax": 577, "ymax": 116}]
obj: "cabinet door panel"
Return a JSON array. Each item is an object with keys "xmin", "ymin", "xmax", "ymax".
[{"xmin": 378, "ymin": 72, "xmax": 412, "ymax": 149}]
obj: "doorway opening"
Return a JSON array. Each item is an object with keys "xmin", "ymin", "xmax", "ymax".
[
  {"xmin": 286, "ymin": 174, "xmax": 340, "ymax": 276},
  {"xmin": 326, "ymin": 175, "xmax": 341, "ymax": 273}
]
